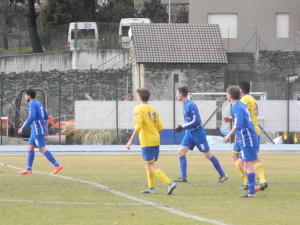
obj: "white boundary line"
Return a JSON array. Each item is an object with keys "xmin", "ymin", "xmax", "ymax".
[
  {"xmin": 0, "ymin": 199, "xmax": 145, "ymax": 206},
  {"xmin": 0, "ymin": 162, "xmax": 230, "ymax": 225}
]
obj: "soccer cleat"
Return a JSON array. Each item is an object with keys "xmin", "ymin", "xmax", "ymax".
[
  {"xmin": 240, "ymin": 184, "xmax": 249, "ymax": 191},
  {"xmin": 166, "ymin": 182, "xmax": 177, "ymax": 195},
  {"xmin": 51, "ymin": 165, "xmax": 63, "ymax": 174},
  {"xmin": 140, "ymin": 188, "xmax": 156, "ymax": 194},
  {"xmin": 173, "ymin": 177, "xmax": 188, "ymax": 182},
  {"xmin": 239, "ymin": 193, "xmax": 256, "ymax": 198},
  {"xmin": 217, "ymin": 174, "xmax": 228, "ymax": 183},
  {"xmin": 18, "ymin": 170, "xmax": 32, "ymax": 175},
  {"xmin": 259, "ymin": 181, "xmax": 268, "ymax": 191}
]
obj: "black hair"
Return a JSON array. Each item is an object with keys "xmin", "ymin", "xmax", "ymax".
[
  {"xmin": 238, "ymin": 81, "xmax": 250, "ymax": 94},
  {"xmin": 177, "ymin": 86, "xmax": 189, "ymax": 97},
  {"xmin": 26, "ymin": 89, "xmax": 36, "ymax": 99}
]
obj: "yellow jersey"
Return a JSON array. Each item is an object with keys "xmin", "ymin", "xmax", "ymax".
[
  {"xmin": 241, "ymin": 95, "xmax": 261, "ymax": 136},
  {"xmin": 134, "ymin": 103, "xmax": 163, "ymax": 147}
]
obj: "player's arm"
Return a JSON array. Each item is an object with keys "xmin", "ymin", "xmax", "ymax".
[
  {"xmin": 18, "ymin": 104, "xmax": 36, "ymax": 134},
  {"xmin": 224, "ymin": 111, "xmax": 242, "ymax": 142},
  {"xmin": 181, "ymin": 105, "xmax": 200, "ymax": 130},
  {"xmin": 155, "ymin": 112, "xmax": 163, "ymax": 132},
  {"xmin": 126, "ymin": 109, "xmax": 143, "ymax": 149},
  {"xmin": 43, "ymin": 107, "xmax": 49, "ymax": 120}
]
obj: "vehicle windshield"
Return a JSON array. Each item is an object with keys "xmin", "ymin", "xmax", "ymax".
[{"xmin": 71, "ymin": 29, "xmax": 96, "ymax": 40}]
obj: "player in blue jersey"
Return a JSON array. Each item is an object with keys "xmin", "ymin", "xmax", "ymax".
[
  {"xmin": 174, "ymin": 86, "xmax": 228, "ymax": 183},
  {"xmin": 18, "ymin": 89, "xmax": 63, "ymax": 175},
  {"xmin": 224, "ymin": 86, "xmax": 258, "ymax": 198}
]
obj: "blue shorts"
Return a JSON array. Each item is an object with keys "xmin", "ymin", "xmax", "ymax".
[
  {"xmin": 181, "ymin": 128, "xmax": 210, "ymax": 153},
  {"xmin": 29, "ymin": 133, "xmax": 46, "ymax": 148},
  {"xmin": 233, "ymin": 135, "xmax": 260, "ymax": 155},
  {"xmin": 142, "ymin": 146, "xmax": 159, "ymax": 162},
  {"xmin": 240, "ymin": 146, "xmax": 257, "ymax": 162}
]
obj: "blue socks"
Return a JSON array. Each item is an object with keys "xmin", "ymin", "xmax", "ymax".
[
  {"xmin": 44, "ymin": 151, "xmax": 59, "ymax": 167},
  {"xmin": 27, "ymin": 151, "xmax": 35, "ymax": 171},
  {"xmin": 179, "ymin": 156, "xmax": 187, "ymax": 179},
  {"xmin": 209, "ymin": 156, "xmax": 225, "ymax": 177},
  {"xmin": 247, "ymin": 172, "xmax": 256, "ymax": 194}
]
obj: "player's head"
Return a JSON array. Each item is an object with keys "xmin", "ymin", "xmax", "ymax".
[
  {"xmin": 176, "ymin": 86, "xmax": 188, "ymax": 101},
  {"xmin": 226, "ymin": 86, "xmax": 241, "ymax": 102},
  {"xmin": 136, "ymin": 88, "xmax": 150, "ymax": 103},
  {"xmin": 25, "ymin": 89, "xmax": 36, "ymax": 102},
  {"xmin": 238, "ymin": 81, "xmax": 250, "ymax": 95}
]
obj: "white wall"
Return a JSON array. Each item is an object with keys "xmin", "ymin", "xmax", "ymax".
[{"xmin": 0, "ymin": 49, "xmax": 129, "ymax": 73}]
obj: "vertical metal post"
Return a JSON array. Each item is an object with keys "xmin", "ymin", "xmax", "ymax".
[
  {"xmin": 168, "ymin": 0, "xmax": 171, "ymax": 23},
  {"xmin": 58, "ymin": 73, "xmax": 61, "ymax": 144},
  {"xmin": 173, "ymin": 74, "xmax": 179, "ymax": 144},
  {"xmin": 0, "ymin": 73, "xmax": 3, "ymax": 145},
  {"xmin": 286, "ymin": 75, "xmax": 290, "ymax": 144},
  {"xmin": 115, "ymin": 71, "xmax": 119, "ymax": 144}
]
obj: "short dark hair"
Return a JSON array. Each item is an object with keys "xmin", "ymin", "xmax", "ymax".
[
  {"xmin": 238, "ymin": 81, "xmax": 250, "ymax": 94},
  {"xmin": 227, "ymin": 86, "xmax": 241, "ymax": 100},
  {"xmin": 177, "ymin": 86, "xmax": 189, "ymax": 97},
  {"xmin": 26, "ymin": 89, "xmax": 36, "ymax": 99},
  {"xmin": 136, "ymin": 88, "xmax": 150, "ymax": 102}
]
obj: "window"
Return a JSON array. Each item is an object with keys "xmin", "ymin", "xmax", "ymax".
[
  {"xmin": 276, "ymin": 13, "xmax": 289, "ymax": 38},
  {"xmin": 71, "ymin": 29, "xmax": 96, "ymax": 40},
  {"xmin": 208, "ymin": 14, "xmax": 237, "ymax": 38}
]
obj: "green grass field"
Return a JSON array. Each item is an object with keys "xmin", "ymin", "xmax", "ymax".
[{"xmin": 0, "ymin": 153, "xmax": 299, "ymax": 225}]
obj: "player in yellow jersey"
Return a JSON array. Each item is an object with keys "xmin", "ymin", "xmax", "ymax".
[
  {"xmin": 126, "ymin": 88, "xmax": 177, "ymax": 195},
  {"xmin": 233, "ymin": 81, "xmax": 268, "ymax": 191}
]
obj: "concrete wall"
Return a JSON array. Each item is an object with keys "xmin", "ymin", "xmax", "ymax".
[
  {"xmin": 0, "ymin": 49, "xmax": 129, "ymax": 73},
  {"xmin": 190, "ymin": 0, "xmax": 300, "ymax": 52}
]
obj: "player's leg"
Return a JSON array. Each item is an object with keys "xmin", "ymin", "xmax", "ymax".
[
  {"xmin": 37, "ymin": 135, "xmax": 63, "ymax": 174},
  {"xmin": 174, "ymin": 132, "xmax": 192, "ymax": 182},
  {"xmin": 18, "ymin": 137, "xmax": 35, "ymax": 174},
  {"xmin": 233, "ymin": 142, "xmax": 248, "ymax": 189},
  {"xmin": 239, "ymin": 148, "xmax": 257, "ymax": 198},
  {"xmin": 196, "ymin": 130, "xmax": 227, "ymax": 182},
  {"xmin": 174, "ymin": 146, "xmax": 189, "ymax": 182},
  {"xmin": 143, "ymin": 146, "xmax": 176, "ymax": 195},
  {"xmin": 253, "ymin": 135, "xmax": 268, "ymax": 189}
]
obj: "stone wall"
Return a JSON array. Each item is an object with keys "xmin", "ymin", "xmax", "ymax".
[
  {"xmin": 141, "ymin": 63, "xmax": 226, "ymax": 100},
  {"xmin": 1, "ymin": 69, "xmax": 132, "ymax": 126}
]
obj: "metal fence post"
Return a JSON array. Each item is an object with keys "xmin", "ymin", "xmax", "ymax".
[
  {"xmin": 58, "ymin": 72, "xmax": 61, "ymax": 144},
  {"xmin": 115, "ymin": 71, "xmax": 119, "ymax": 144},
  {"xmin": 0, "ymin": 72, "xmax": 3, "ymax": 145},
  {"xmin": 173, "ymin": 74, "xmax": 179, "ymax": 144}
]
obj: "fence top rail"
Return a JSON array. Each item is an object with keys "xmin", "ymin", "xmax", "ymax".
[{"xmin": 189, "ymin": 92, "xmax": 268, "ymax": 100}]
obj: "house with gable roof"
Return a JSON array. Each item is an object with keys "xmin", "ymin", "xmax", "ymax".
[{"xmin": 129, "ymin": 23, "xmax": 228, "ymax": 99}]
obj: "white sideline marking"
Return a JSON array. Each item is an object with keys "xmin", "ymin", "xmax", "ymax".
[
  {"xmin": 0, "ymin": 162, "xmax": 230, "ymax": 225},
  {"xmin": 0, "ymin": 199, "xmax": 145, "ymax": 206}
]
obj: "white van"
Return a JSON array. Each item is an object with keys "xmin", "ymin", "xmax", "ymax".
[
  {"xmin": 119, "ymin": 18, "xmax": 150, "ymax": 48},
  {"xmin": 67, "ymin": 22, "xmax": 99, "ymax": 51}
]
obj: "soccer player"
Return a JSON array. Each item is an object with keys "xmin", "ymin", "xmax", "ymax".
[
  {"xmin": 224, "ymin": 86, "xmax": 258, "ymax": 198},
  {"xmin": 18, "ymin": 89, "xmax": 63, "ymax": 175},
  {"xmin": 232, "ymin": 81, "xmax": 268, "ymax": 191},
  {"xmin": 126, "ymin": 88, "xmax": 176, "ymax": 195},
  {"xmin": 174, "ymin": 86, "xmax": 227, "ymax": 183}
]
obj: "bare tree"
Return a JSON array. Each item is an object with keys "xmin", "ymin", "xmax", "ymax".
[
  {"xmin": 26, "ymin": 0, "xmax": 43, "ymax": 53},
  {"xmin": 0, "ymin": 0, "xmax": 15, "ymax": 49}
]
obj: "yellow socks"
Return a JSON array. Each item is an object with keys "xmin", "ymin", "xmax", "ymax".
[
  {"xmin": 254, "ymin": 161, "xmax": 266, "ymax": 183},
  {"xmin": 153, "ymin": 168, "xmax": 171, "ymax": 185},
  {"xmin": 235, "ymin": 160, "xmax": 248, "ymax": 185},
  {"xmin": 145, "ymin": 167, "xmax": 155, "ymax": 188}
]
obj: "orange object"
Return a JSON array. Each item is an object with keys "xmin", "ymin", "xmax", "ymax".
[
  {"xmin": 51, "ymin": 165, "xmax": 63, "ymax": 174},
  {"xmin": 18, "ymin": 170, "xmax": 32, "ymax": 175}
]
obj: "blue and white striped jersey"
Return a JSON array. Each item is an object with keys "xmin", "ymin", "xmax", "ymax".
[
  {"xmin": 231, "ymin": 101, "xmax": 256, "ymax": 147},
  {"xmin": 21, "ymin": 100, "xmax": 48, "ymax": 135},
  {"xmin": 182, "ymin": 100, "xmax": 203, "ymax": 131}
]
